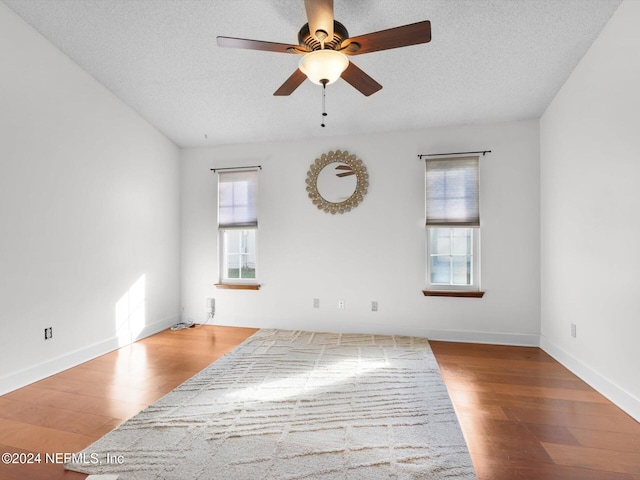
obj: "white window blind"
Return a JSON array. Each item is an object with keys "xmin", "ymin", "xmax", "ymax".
[
  {"xmin": 218, "ymin": 169, "xmax": 258, "ymax": 228},
  {"xmin": 425, "ymin": 156, "xmax": 479, "ymax": 227}
]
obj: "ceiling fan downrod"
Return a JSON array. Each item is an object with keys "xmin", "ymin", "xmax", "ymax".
[{"xmin": 320, "ymin": 79, "xmax": 328, "ymax": 127}]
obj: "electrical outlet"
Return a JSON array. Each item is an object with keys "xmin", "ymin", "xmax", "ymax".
[
  {"xmin": 371, "ymin": 301, "xmax": 378, "ymax": 312},
  {"xmin": 44, "ymin": 327, "xmax": 52, "ymax": 340},
  {"xmin": 338, "ymin": 299, "xmax": 345, "ymax": 310},
  {"xmin": 313, "ymin": 298, "xmax": 320, "ymax": 309},
  {"xmin": 571, "ymin": 323, "xmax": 577, "ymax": 338}
]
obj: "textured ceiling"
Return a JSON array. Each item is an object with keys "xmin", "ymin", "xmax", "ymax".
[{"xmin": 2, "ymin": 0, "xmax": 623, "ymax": 148}]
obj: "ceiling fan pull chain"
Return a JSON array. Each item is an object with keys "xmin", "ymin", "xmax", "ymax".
[{"xmin": 321, "ymin": 80, "xmax": 328, "ymax": 127}]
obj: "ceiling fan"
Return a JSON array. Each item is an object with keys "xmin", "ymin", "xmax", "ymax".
[{"xmin": 216, "ymin": 0, "xmax": 431, "ymax": 98}]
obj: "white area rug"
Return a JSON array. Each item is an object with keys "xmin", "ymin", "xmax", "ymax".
[{"xmin": 66, "ymin": 329, "xmax": 476, "ymax": 479}]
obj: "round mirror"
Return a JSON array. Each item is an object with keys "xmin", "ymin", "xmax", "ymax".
[
  {"xmin": 305, "ymin": 150, "xmax": 368, "ymax": 214},
  {"xmin": 316, "ymin": 162, "xmax": 358, "ymax": 203}
]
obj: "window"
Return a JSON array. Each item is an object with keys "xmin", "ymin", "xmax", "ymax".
[
  {"xmin": 428, "ymin": 227, "xmax": 477, "ymax": 286},
  {"xmin": 217, "ymin": 169, "xmax": 259, "ymax": 287},
  {"xmin": 424, "ymin": 156, "xmax": 482, "ymax": 296},
  {"xmin": 221, "ymin": 229, "xmax": 256, "ymax": 280}
]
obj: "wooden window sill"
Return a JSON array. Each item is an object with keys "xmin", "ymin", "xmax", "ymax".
[
  {"xmin": 215, "ymin": 283, "xmax": 261, "ymax": 290},
  {"xmin": 422, "ymin": 290, "xmax": 485, "ymax": 298}
]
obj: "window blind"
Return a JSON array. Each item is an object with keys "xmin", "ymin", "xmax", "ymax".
[
  {"xmin": 425, "ymin": 155, "xmax": 479, "ymax": 227},
  {"xmin": 218, "ymin": 169, "xmax": 258, "ymax": 228}
]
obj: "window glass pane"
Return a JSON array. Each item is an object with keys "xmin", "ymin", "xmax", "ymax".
[
  {"xmin": 223, "ymin": 229, "xmax": 256, "ymax": 281},
  {"xmin": 430, "ymin": 256, "xmax": 450, "ymax": 284},
  {"xmin": 428, "ymin": 227, "xmax": 476, "ymax": 288},
  {"xmin": 452, "ymin": 256, "xmax": 472, "ymax": 285},
  {"xmin": 430, "ymin": 228, "xmax": 451, "ymax": 255},
  {"xmin": 241, "ymin": 254, "xmax": 256, "ymax": 278},
  {"xmin": 241, "ymin": 229, "xmax": 256, "ymax": 253},
  {"xmin": 226, "ymin": 254, "xmax": 240, "ymax": 278},
  {"xmin": 224, "ymin": 230, "xmax": 241, "ymax": 254},
  {"xmin": 452, "ymin": 228, "xmax": 472, "ymax": 255}
]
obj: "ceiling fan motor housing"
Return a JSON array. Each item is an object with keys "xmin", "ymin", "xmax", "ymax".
[{"xmin": 298, "ymin": 20, "xmax": 349, "ymax": 51}]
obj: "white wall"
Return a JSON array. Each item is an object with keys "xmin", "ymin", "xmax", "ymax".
[
  {"xmin": 181, "ymin": 120, "xmax": 540, "ymax": 344},
  {"xmin": 540, "ymin": 0, "xmax": 640, "ymax": 421},
  {"xmin": 0, "ymin": 4, "xmax": 181, "ymax": 393},
  {"xmin": 2, "ymin": 0, "xmax": 635, "ymax": 423}
]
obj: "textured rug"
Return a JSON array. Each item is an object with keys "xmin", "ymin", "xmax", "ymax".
[{"xmin": 66, "ymin": 329, "xmax": 476, "ymax": 479}]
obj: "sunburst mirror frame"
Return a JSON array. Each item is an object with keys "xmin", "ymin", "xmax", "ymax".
[{"xmin": 305, "ymin": 150, "xmax": 369, "ymax": 214}]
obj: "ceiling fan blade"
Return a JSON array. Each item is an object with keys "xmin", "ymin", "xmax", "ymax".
[
  {"xmin": 341, "ymin": 20, "xmax": 431, "ymax": 55},
  {"xmin": 341, "ymin": 62, "xmax": 382, "ymax": 96},
  {"xmin": 217, "ymin": 36, "xmax": 304, "ymax": 54},
  {"xmin": 274, "ymin": 69, "xmax": 307, "ymax": 96},
  {"xmin": 304, "ymin": 0, "xmax": 334, "ymax": 42}
]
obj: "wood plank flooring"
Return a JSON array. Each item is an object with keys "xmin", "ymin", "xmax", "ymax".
[
  {"xmin": 429, "ymin": 341, "xmax": 640, "ymax": 479},
  {"xmin": 0, "ymin": 327, "xmax": 638, "ymax": 479},
  {"xmin": 0, "ymin": 325, "xmax": 258, "ymax": 480}
]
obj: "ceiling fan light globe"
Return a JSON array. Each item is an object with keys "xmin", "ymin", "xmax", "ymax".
[{"xmin": 299, "ymin": 50, "xmax": 349, "ymax": 86}]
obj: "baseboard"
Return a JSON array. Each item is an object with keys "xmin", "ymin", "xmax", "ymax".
[
  {"xmin": 540, "ymin": 335, "xmax": 640, "ymax": 423},
  {"xmin": 0, "ymin": 315, "xmax": 178, "ymax": 396}
]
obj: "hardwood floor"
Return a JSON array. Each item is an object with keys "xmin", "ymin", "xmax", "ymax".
[
  {"xmin": 0, "ymin": 327, "xmax": 638, "ymax": 479},
  {"xmin": 430, "ymin": 341, "xmax": 640, "ymax": 480},
  {"xmin": 0, "ymin": 325, "xmax": 258, "ymax": 480}
]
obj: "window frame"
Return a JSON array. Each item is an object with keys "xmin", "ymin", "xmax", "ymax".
[
  {"xmin": 423, "ymin": 155, "xmax": 483, "ymax": 297},
  {"xmin": 426, "ymin": 227, "xmax": 480, "ymax": 292},
  {"xmin": 215, "ymin": 168, "xmax": 260, "ymax": 289},
  {"xmin": 219, "ymin": 227, "xmax": 258, "ymax": 285}
]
